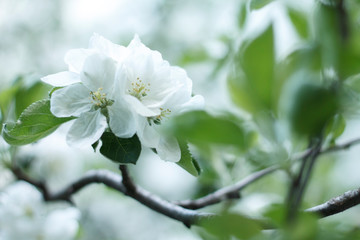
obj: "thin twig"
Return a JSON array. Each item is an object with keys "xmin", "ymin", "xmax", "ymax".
[
  {"xmin": 175, "ymin": 137, "xmax": 360, "ymax": 210},
  {"xmin": 306, "ymin": 188, "xmax": 360, "ymax": 218},
  {"xmin": 287, "ymin": 138, "xmax": 322, "ymax": 221},
  {"xmin": 175, "ymin": 166, "xmax": 279, "ymax": 209},
  {"xmin": 322, "ymin": 138, "xmax": 360, "ymax": 154},
  {"xmin": 292, "ymin": 137, "xmax": 360, "ymax": 160}
]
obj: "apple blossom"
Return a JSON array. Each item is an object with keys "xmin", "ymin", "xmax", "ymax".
[
  {"xmin": 42, "ymin": 33, "xmax": 203, "ymax": 162},
  {"xmin": 0, "ymin": 181, "xmax": 80, "ymax": 240},
  {"xmin": 42, "ymin": 52, "xmax": 135, "ymax": 147},
  {"xmin": 118, "ymin": 35, "xmax": 204, "ymax": 162}
]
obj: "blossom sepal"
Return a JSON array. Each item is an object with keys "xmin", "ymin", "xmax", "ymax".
[
  {"xmin": 93, "ymin": 131, "xmax": 141, "ymax": 164},
  {"xmin": 2, "ymin": 99, "xmax": 74, "ymax": 145}
]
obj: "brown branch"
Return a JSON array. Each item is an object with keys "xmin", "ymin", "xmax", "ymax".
[
  {"xmin": 175, "ymin": 166, "xmax": 279, "ymax": 209},
  {"xmin": 306, "ymin": 188, "xmax": 360, "ymax": 218},
  {"xmin": 8, "ymin": 137, "xmax": 360, "ymax": 226},
  {"xmin": 174, "ymin": 137, "xmax": 360, "ymax": 211},
  {"xmin": 321, "ymin": 138, "xmax": 360, "ymax": 154},
  {"xmin": 119, "ymin": 165, "xmax": 136, "ymax": 193},
  {"xmin": 11, "ymin": 167, "xmax": 212, "ymax": 226},
  {"xmin": 47, "ymin": 170, "xmax": 127, "ymax": 201},
  {"xmin": 287, "ymin": 139, "xmax": 322, "ymax": 221},
  {"xmin": 292, "ymin": 137, "xmax": 360, "ymax": 160},
  {"xmin": 11, "ymin": 166, "xmax": 51, "ymax": 201}
]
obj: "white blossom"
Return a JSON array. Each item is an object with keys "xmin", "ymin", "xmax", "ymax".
[
  {"xmin": 0, "ymin": 181, "xmax": 80, "ymax": 240},
  {"xmin": 42, "ymin": 51, "xmax": 135, "ymax": 147},
  {"xmin": 118, "ymin": 35, "xmax": 204, "ymax": 162},
  {"xmin": 42, "ymin": 34, "xmax": 203, "ymax": 161}
]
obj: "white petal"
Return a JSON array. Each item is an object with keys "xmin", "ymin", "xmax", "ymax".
[
  {"xmin": 89, "ymin": 33, "xmax": 128, "ymax": 62},
  {"xmin": 125, "ymin": 50, "xmax": 155, "ymax": 82},
  {"xmin": 108, "ymin": 101, "xmax": 136, "ymax": 138},
  {"xmin": 127, "ymin": 34, "xmax": 144, "ymax": 50},
  {"xmin": 51, "ymin": 83, "xmax": 92, "ymax": 117},
  {"xmin": 66, "ymin": 110, "xmax": 107, "ymax": 147},
  {"xmin": 64, "ymin": 49, "xmax": 96, "ymax": 73},
  {"xmin": 80, "ymin": 53, "xmax": 116, "ymax": 93},
  {"xmin": 110, "ymin": 64, "xmax": 128, "ymax": 97},
  {"xmin": 179, "ymin": 95, "xmax": 205, "ymax": 112},
  {"xmin": 127, "ymin": 34, "xmax": 165, "ymax": 67},
  {"xmin": 157, "ymin": 137, "xmax": 181, "ymax": 162},
  {"xmin": 170, "ymin": 66, "xmax": 192, "ymax": 93},
  {"xmin": 170, "ymin": 95, "xmax": 205, "ymax": 115},
  {"xmin": 41, "ymin": 71, "xmax": 81, "ymax": 87},
  {"xmin": 136, "ymin": 117, "xmax": 160, "ymax": 148},
  {"xmin": 123, "ymin": 95, "xmax": 160, "ymax": 117}
]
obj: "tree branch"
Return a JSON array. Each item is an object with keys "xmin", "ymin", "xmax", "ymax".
[
  {"xmin": 12, "ymin": 167, "xmax": 212, "ymax": 226},
  {"xmin": 119, "ymin": 164, "xmax": 136, "ymax": 193},
  {"xmin": 287, "ymin": 139, "xmax": 322, "ymax": 221},
  {"xmin": 11, "ymin": 166, "xmax": 51, "ymax": 201},
  {"xmin": 322, "ymin": 138, "xmax": 360, "ymax": 154},
  {"xmin": 174, "ymin": 137, "xmax": 360, "ymax": 210},
  {"xmin": 9, "ymin": 137, "xmax": 360, "ymax": 226},
  {"xmin": 175, "ymin": 165, "xmax": 278, "ymax": 209},
  {"xmin": 306, "ymin": 188, "xmax": 360, "ymax": 218},
  {"xmin": 292, "ymin": 137, "xmax": 360, "ymax": 160}
]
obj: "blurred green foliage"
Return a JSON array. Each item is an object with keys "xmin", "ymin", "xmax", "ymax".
[
  {"xmin": 199, "ymin": 212, "xmax": 262, "ymax": 240},
  {"xmin": 169, "ymin": 0, "xmax": 360, "ymax": 239},
  {"xmin": 229, "ymin": 24, "xmax": 276, "ymax": 114},
  {"xmin": 167, "ymin": 110, "xmax": 255, "ymax": 151},
  {"xmin": 289, "ymin": 83, "xmax": 339, "ymax": 137}
]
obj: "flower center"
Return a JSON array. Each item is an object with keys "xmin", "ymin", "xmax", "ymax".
[
  {"xmin": 148, "ymin": 108, "xmax": 171, "ymax": 125},
  {"xmin": 128, "ymin": 77, "xmax": 150, "ymax": 100},
  {"xmin": 24, "ymin": 205, "xmax": 34, "ymax": 218},
  {"xmin": 90, "ymin": 88, "xmax": 114, "ymax": 108}
]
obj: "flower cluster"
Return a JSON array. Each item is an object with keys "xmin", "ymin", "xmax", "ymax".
[
  {"xmin": 42, "ymin": 34, "xmax": 203, "ymax": 162},
  {"xmin": 0, "ymin": 181, "xmax": 80, "ymax": 240}
]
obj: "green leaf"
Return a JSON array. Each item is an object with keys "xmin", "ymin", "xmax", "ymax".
[
  {"xmin": 2, "ymin": 99, "xmax": 74, "ymax": 145},
  {"xmin": 314, "ymin": 2, "xmax": 341, "ymax": 70},
  {"xmin": 289, "ymin": 83, "xmax": 339, "ymax": 137},
  {"xmin": 250, "ymin": 0, "xmax": 274, "ymax": 10},
  {"xmin": 228, "ymin": 69, "xmax": 262, "ymax": 113},
  {"xmin": 98, "ymin": 132, "xmax": 141, "ymax": 164},
  {"xmin": 0, "ymin": 83, "xmax": 22, "ymax": 120},
  {"xmin": 324, "ymin": 114, "xmax": 346, "ymax": 144},
  {"xmin": 199, "ymin": 213, "xmax": 261, "ymax": 239},
  {"xmin": 288, "ymin": 9, "xmax": 309, "ymax": 39},
  {"xmin": 285, "ymin": 212, "xmax": 319, "ymax": 240},
  {"xmin": 247, "ymin": 146, "xmax": 288, "ymax": 170},
  {"xmin": 339, "ymin": 47, "xmax": 360, "ymax": 80},
  {"xmin": 176, "ymin": 141, "xmax": 201, "ymax": 177},
  {"xmin": 229, "ymin": 24, "xmax": 275, "ymax": 113},
  {"xmin": 237, "ymin": 2, "xmax": 247, "ymax": 29},
  {"xmin": 15, "ymin": 81, "xmax": 49, "ymax": 119},
  {"xmin": 345, "ymin": 74, "xmax": 360, "ymax": 93},
  {"xmin": 167, "ymin": 111, "xmax": 251, "ymax": 151},
  {"xmin": 242, "ymin": 24, "xmax": 274, "ymax": 109},
  {"xmin": 263, "ymin": 204, "xmax": 286, "ymax": 227}
]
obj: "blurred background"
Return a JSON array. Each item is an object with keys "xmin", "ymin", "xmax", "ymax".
[{"xmin": 1, "ymin": 0, "xmax": 360, "ymax": 239}]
